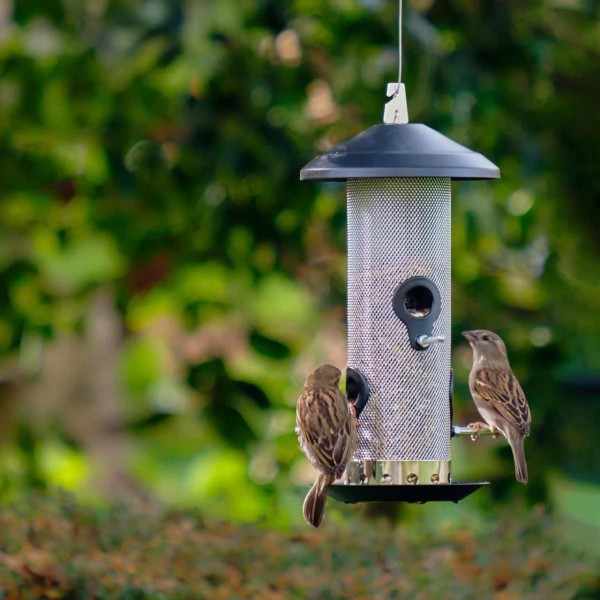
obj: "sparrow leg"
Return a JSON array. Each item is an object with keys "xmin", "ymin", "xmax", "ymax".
[{"xmin": 348, "ymin": 401, "xmax": 359, "ymax": 428}]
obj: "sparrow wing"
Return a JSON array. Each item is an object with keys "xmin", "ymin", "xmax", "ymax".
[
  {"xmin": 297, "ymin": 386, "xmax": 356, "ymax": 475},
  {"xmin": 473, "ymin": 368, "xmax": 531, "ymax": 435}
]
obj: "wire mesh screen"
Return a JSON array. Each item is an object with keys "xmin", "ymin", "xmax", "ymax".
[{"xmin": 347, "ymin": 177, "xmax": 451, "ymax": 461}]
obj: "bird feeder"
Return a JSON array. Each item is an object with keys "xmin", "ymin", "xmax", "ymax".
[{"xmin": 300, "ymin": 46, "xmax": 500, "ymax": 503}]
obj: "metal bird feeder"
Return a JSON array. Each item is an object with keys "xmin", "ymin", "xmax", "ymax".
[{"xmin": 300, "ymin": 9, "xmax": 499, "ymax": 504}]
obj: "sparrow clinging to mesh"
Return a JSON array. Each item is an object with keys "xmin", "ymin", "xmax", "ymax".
[
  {"xmin": 462, "ymin": 330, "xmax": 532, "ymax": 484},
  {"xmin": 296, "ymin": 364, "xmax": 358, "ymax": 527}
]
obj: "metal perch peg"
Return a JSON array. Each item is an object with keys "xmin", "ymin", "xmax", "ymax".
[
  {"xmin": 415, "ymin": 334, "xmax": 446, "ymax": 349},
  {"xmin": 451, "ymin": 425, "xmax": 497, "ymax": 440}
]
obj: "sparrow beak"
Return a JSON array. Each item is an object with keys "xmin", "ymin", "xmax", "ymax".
[{"xmin": 461, "ymin": 330, "xmax": 477, "ymax": 343}]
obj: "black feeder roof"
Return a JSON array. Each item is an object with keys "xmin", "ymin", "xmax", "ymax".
[{"xmin": 300, "ymin": 123, "xmax": 500, "ymax": 181}]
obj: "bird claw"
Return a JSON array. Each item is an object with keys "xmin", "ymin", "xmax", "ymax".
[{"xmin": 467, "ymin": 422, "xmax": 490, "ymax": 441}]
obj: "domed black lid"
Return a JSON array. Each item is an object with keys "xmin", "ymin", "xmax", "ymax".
[{"xmin": 300, "ymin": 123, "xmax": 500, "ymax": 181}]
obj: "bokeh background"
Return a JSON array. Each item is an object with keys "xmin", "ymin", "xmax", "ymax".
[{"xmin": 0, "ymin": 0, "xmax": 598, "ymax": 537}]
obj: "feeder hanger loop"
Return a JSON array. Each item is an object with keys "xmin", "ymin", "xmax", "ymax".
[{"xmin": 383, "ymin": 0, "xmax": 409, "ymax": 124}]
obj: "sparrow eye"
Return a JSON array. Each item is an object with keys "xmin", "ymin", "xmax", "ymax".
[{"xmin": 482, "ymin": 335, "xmax": 490, "ymax": 341}]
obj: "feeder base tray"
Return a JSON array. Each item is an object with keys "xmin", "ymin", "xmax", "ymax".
[{"xmin": 328, "ymin": 482, "xmax": 489, "ymax": 504}]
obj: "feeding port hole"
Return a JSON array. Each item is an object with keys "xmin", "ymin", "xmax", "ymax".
[{"xmin": 404, "ymin": 285, "xmax": 433, "ymax": 318}]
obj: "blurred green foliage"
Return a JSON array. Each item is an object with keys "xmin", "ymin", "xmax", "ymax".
[{"xmin": 0, "ymin": 0, "xmax": 598, "ymax": 528}]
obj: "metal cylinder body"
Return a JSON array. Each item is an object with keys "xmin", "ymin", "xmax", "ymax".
[{"xmin": 345, "ymin": 177, "xmax": 451, "ymax": 482}]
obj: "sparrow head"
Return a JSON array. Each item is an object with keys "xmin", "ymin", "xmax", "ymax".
[
  {"xmin": 461, "ymin": 329, "xmax": 508, "ymax": 362},
  {"xmin": 305, "ymin": 364, "xmax": 342, "ymax": 388}
]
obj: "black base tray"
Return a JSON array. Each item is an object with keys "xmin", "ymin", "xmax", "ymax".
[{"xmin": 328, "ymin": 482, "xmax": 489, "ymax": 504}]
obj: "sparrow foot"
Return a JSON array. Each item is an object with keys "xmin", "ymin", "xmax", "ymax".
[{"xmin": 467, "ymin": 422, "xmax": 491, "ymax": 441}]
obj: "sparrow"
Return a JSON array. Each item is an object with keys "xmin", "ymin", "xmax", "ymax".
[
  {"xmin": 296, "ymin": 364, "xmax": 358, "ymax": 527},
  {"xmin": 462, "ymin": 330, "xmax": 532, "ymax": 484}
]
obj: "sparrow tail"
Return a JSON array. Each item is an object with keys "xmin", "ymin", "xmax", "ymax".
[
  {"xmin": 509, "ymin": 433, "xmax": 528, "ymax": 484},
  {"xmin": 303, "ymin": 472, "xmax": 335, "ymax": 527}
]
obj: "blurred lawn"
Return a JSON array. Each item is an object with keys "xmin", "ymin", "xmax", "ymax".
[
  {"xmin": 549, "ymin": 473, "xmax": 600, "ymax": 529},
  {"xmin": 0, "ymin": 491, "xmax": 597, "ymax": 599}
]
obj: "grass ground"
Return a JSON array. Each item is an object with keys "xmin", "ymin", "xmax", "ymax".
[{"xmin": 0, "ymin": 491, "xmax": 597, "ymax": 599}]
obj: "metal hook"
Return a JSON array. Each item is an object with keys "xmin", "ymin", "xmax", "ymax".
[{"xmin": 383, "ymin": 83, "xmax": 409, "ymax": 124}]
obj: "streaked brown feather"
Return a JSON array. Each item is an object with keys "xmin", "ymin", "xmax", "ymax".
[
  {"xmin": 472, "ymin": 368, "xmax": 531, "ymax": 435},
  {"xmin": 296, "ymin": 364, "xmax": 358, "ymax": 525},
  {"xmin": 463, "ymin": 331, "xmax": 531, "ymax": 484},
  {"xmin": 296, "ymin": 383, "xmax": 357, "ymax": 479}
]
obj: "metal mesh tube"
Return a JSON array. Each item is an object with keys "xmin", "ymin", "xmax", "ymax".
[{"xmin": 347, "ymin": 177, "xmax": 451, "ymax": 462}]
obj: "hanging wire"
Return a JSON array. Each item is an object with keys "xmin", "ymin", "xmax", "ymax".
[
  {"xmin": 383, "ymin": 0, "xmax": 408, "ymax": 123},
  {"xmin": 397, "ymin": 0, "xmax": 403, "ymax": 85}
]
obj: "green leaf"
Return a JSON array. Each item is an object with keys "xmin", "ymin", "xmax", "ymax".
[
  {"xmin": 32, "ymin": 230, "xmax": 125, "ymax": 294},
  {"xmin": 249, "ymin": 330, "xmax": 292, "ymax": 359}
]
